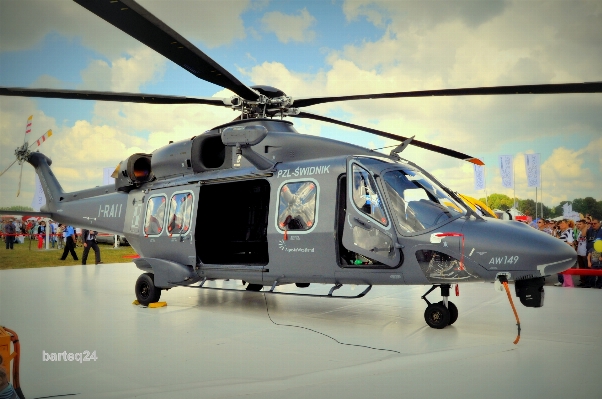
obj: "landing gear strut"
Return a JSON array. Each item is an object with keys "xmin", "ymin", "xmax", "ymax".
[{"xmin": 421, "ymin": 284, "xmax": 458, "ymax": 329}]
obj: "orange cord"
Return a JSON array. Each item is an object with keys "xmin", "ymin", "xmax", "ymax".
[
  {"xmin": 1, "ymin": 326, "xmax": 20, "ymax": 390},
  {"xmin": 501, "ymin": 282, "xmax": 521, "ymax": 345}
]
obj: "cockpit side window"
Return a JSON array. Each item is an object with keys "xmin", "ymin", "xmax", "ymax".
[
  {"xmin": 383, "ymin": 169, "xmax": 464, "ymax": 234},
  {"xmin": 351, "ymin": 164, "xmax": 388, "ymax": 226},
  {"xmin": 167, "ymin": 192, "xmax": 194, "ymax": 235},
  {"xmin": 144, "ymin": 195, "xmax": 167, "ymax": 236}
]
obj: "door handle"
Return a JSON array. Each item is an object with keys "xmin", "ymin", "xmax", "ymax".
[{"xmin": 371, "ymin": 245, "xmax": 394, "ymax": 254}]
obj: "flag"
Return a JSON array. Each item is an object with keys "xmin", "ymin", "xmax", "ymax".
[
  {"xmin": 473, "ymin": 162, "xmax": 486, "ymax": 190},
  {"xmin": 31, "ymin": 174, "xmax": 46, "ymax": 211},
  {"xmin": 499, "ymin": 155, "xmax": 514, "ymax": 188},
  {"xmin": 524, "ymin": 153, "xmax": 541, "ymax": 187},
  {"xmin": 103, "ymin": 167, "xmax": 116, "ymax": 185}
]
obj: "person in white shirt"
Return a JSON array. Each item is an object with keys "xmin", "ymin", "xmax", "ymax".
[{"xmin": 554, "ymin": 219, "xmax": 574, "ymax": 287}]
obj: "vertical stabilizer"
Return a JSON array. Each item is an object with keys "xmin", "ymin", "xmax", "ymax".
[{"xmin": 26, "ymin": 152, "xmax": 65, "ymax": 211}]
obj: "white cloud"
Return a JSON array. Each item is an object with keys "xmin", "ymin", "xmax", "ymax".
[
  {"xmin": 79, "ymin": 47, "xmax": 166, "ymax": 92},
  {"xmin": 261, "ymin": 8, "xmax": 316, "ymax": 43}
]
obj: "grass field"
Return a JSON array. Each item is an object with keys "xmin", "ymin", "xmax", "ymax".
[{"xmin": 0, "ymin": 237, "xmax": 138, "ymax": 269}]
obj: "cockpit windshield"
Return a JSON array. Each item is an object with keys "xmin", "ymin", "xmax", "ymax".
[{"xmin": 382, "ymin": 166, "xmax": 466, "ymax": 234}]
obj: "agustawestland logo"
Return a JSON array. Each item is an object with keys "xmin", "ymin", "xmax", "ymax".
[{"xmin": 278, "ymin": 239, "xmax": 315, "ymax": 253}]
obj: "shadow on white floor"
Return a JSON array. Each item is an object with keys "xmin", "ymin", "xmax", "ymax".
[{"xmin": 0, "ymin": 263, "xmax": 599, "ymax": 399}]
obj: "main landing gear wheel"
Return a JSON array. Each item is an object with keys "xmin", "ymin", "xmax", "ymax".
[
  {"xmin": 424, "ymin": 303, "xmax": 450, "ymax": 329},
  {"xmin": 135, "ymin": 273, "xmax": 161, "ymax": 305},
  {"xmin": 421, "ymin": 284, "xmax": 458, "ymax": 328}
]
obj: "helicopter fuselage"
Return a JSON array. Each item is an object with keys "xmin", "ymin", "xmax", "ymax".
[{"xmin": 27, "ymin": 119, "xmax": 575, "ymax": 308}]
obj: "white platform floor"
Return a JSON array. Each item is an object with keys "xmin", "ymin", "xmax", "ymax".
[{"xmin": 0, "ymin": 263, "xmax": 600, "ymax": 399}]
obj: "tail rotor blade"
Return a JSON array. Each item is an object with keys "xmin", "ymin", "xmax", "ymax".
[
  {"xmin": 24, "ymin": 114, "xmax": 33, "ymax": 145},
  {"xmin": 0, "ymin": 159, "xmax": 18, "ymax": 177},
  {"xmin": 16, "ymin": 163, "xmax": 24, "ymax": 197}
]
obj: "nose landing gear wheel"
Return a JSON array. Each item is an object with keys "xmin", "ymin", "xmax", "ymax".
[
  {"xmin": 440, "ymin": 301, "xmax": 458, "ymax": 325},
  {"xmin": 424, "ymin": 303, "xmax": 450, "ymax": 329},
  {"xmin": 421, "ymin": 284, "xmax": 458, "ymax": 328}
]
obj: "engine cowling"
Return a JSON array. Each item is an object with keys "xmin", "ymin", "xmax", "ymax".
[{"xmin": 113, "ymin": 153, "xmax": 153, "ymax": 192}]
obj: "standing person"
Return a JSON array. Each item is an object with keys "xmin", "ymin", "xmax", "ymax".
[
  {"xmin": 569, "ymin": 219, "xmax": 579, "ymax": 242},
  {"xmin": 59, "ymin": 225, "xmax": 79, "ymax": 261},
  {"xmin": 56, "ymin": 224, "xmax": 65, "ymax": 249},
  {"xmin": 25, "ymin": 220, "xmax": 33, "ymax": 240},
  {"xmin": 587, "ymin": 239, "xmax": 602, "ymax": 289},
  {"xmin": 81, "ymin": 229, "xmax": 102, "ymax": 265},
  {"xmin": 14, "ymin": 220, "xmax": 24, "ymax": 244},
  {"xmin": 554, "ymin": 219, "xmax": 575, "ymax": 287},
  {"xmin": 586, "ymin": 218, "xmax": 601, "ymax": 253},
  {"xmin": 3, "ymin": 219, "xmax": 16, "ymax": 250},
  {"xmin": 586, "ymin": 219, "xmax": 602, "ymax": 288},
  {"xmin": 37, "ymin": 221, "xmax": 46, "ymax": 250},
  {"xmin": 575, "ymin": 220, "xmax": 590, "ymax": 287},
  {"xmin": 49, "ymin": 221, "xmax": 57, "ymax": 248},
  {"xmin": 536, "ymin": 219, "xmax": 552, "ymax": 235}
]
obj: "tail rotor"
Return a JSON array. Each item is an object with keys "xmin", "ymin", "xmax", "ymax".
[{"xmin": 0, "ymin": 115, "xmax": 52, "ymax": 196}]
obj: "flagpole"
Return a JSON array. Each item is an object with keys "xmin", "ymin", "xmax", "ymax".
[{"xmin": 541, "ymin": 169, "xmax": 544, "ymax": 218}]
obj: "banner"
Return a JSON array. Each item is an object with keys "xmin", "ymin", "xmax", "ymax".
[
  {"xmin": 473, "ymin": 162, "xmax": 486, "ymax": 190},
  {"xmin": 31, "ymin": 174, "xmax": 46, "ymax": 211},
  {"xmin": 524, "ymin": 153, "xmax": 541, "ymax": 187},
  {"xmin": 499, "ymin": 155, "xmax": 514, "ymax": 188}
]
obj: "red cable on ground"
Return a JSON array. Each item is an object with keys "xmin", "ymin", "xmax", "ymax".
[{"xmin": 501, "ymin": 282, "xmax": 521, "ymax": 345}]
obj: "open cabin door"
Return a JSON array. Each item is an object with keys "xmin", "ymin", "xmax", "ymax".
[{"xmin": 342, "ymin": 159, "xmax": 401, "ymax": 267}]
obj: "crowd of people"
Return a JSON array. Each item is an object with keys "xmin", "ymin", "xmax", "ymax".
[
  {"xmin": 1, "ymin": 218, "xmax": 103, "ymax": 265},
  {"xmin": 532, "ymin": 214, "xmax": 602, "ymax": 288}
]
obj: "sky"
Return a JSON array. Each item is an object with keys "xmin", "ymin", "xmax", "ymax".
[{"xmin": 1, "ymin": 0, "xmax": 600, "ymax": 210}]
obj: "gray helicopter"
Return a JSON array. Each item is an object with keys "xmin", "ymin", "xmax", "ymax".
[{"xmin": 1, "ymin": 0, "xmax": 597, "ymax": 331}]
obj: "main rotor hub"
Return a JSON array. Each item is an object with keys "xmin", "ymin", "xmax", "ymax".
[
  {"xmin": 14, "ymin": 143, "xmax": 31, "ymax": 164},
  {"xmin": 228, "ymin": 85, "xmax": 295, "ymax": 119}
]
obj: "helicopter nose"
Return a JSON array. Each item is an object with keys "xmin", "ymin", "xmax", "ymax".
[{"xmin": 462, "ymin": 219, "xmax": 577, "ymax": 277}]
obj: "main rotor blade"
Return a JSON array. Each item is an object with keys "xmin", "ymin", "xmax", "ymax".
[
  {"xmin": 73, "ymin": 0, "xmax": 258, "ymax": 100},
  {"xmin": 293, "ymin": 111, "xmax": 484, "ymax": 165},
  {"xmin": 0, "ymin": 87, "xmax": 228, "ymax": 106},
  {"xmin": 0, "ymin": 159, "xmax": 18, "ymax": 177},
  {"xmin": 292, "ymin": 82, "xmax": 602, "ymax": 108}
]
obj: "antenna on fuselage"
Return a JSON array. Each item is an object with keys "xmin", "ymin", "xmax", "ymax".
[{"xmin": 389, "ymin": 135, "xmax": 415, "ymax": 159}]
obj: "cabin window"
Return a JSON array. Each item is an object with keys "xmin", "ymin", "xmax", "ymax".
[
  {"xmin": 144, "ymin": 195, "xmax": 167, "ymax": 236},
  {"xmin": 351, "ymin": 164, "xmax": 388, "ymax": 226},
  {"xmin": 277, "ymin": 180, "xmax": 318, "ymax": 231},
  {"xmin": 167, "ymin": 192, "xmax": 194, "ymax": 236}
]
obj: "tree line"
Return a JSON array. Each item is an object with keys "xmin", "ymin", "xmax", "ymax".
[{"xmin": 477, "ymin": 194, "xmax": 602, "ymax": 219}]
